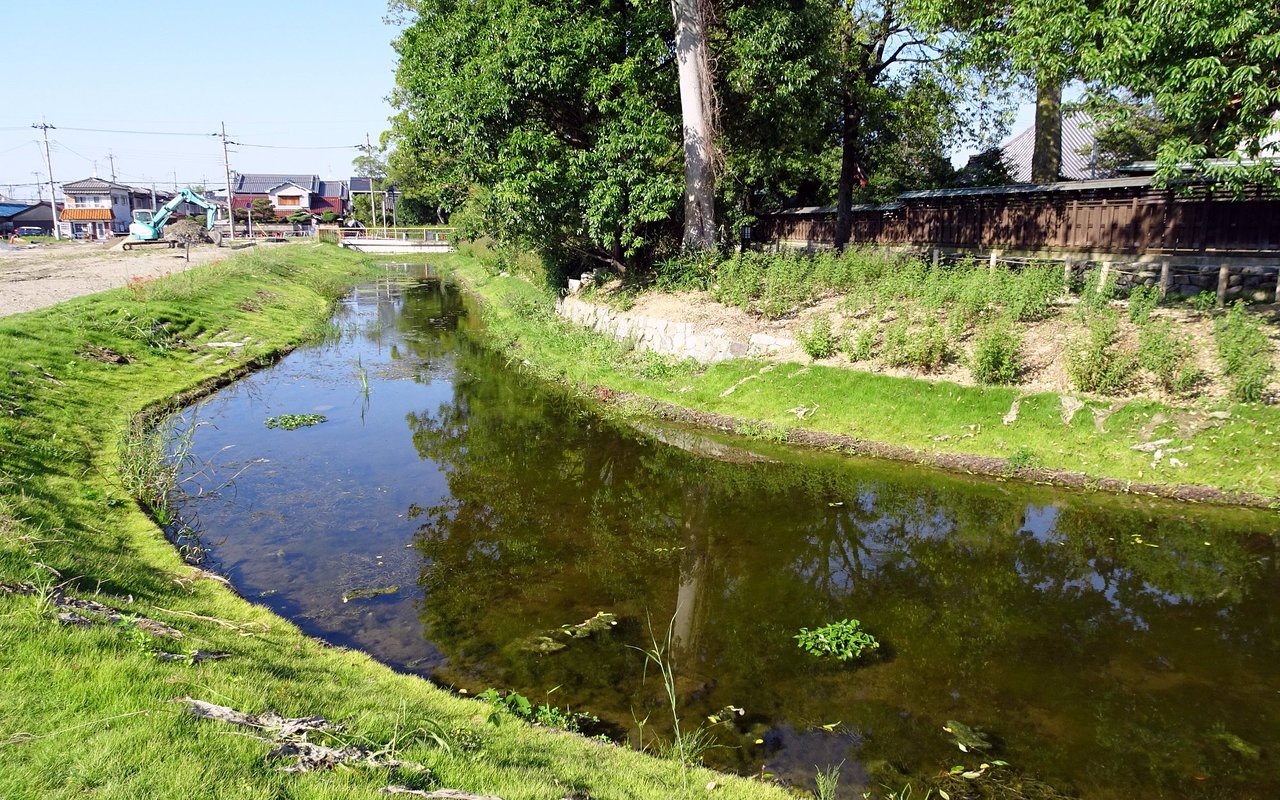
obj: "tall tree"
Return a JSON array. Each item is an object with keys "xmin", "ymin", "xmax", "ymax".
[{"xmin": 672, "ymin": 0, "xmax": 719, "ymax": 250}]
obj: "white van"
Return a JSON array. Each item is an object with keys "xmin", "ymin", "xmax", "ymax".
[{"xmin": 15, "ymin": 227, "xmax": 44, "ymax": 237}]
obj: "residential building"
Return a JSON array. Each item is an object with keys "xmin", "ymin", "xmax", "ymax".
[
  {"xmin": 230, "ymin": 174, "xmax": 348, "ymax": 219},
  {"xmin": 58, "ymin": 178, "xmax": 179, "ymax": 239},
  {"xmin": 1, "ymin": 201, "xmax": 58, "ymax": 236}
]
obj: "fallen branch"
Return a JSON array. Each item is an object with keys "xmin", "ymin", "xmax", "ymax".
[
  {"xmin": 181, "ymin": 698, "xmax": 427, "ymax": 774},
  {"xmin": 154, "ymin": 606, "xmax": 268, "ymax": 635},
  {"xmin": 156, "ymin": 650, "xmax": 231, "ymax": 664},
  {"xmin": 2, "ymin": 580, "xmax": 182, "ymax": 637}
]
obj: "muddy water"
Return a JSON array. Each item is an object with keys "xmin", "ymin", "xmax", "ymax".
[{"xmin": 169, "ymin": 269, "xmax": 1280, "ymax": 799}]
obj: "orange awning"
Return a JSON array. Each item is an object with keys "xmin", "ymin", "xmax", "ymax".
[{"xmin": 60, "ymin": 208, "xmax": 113, "ymax": 220}]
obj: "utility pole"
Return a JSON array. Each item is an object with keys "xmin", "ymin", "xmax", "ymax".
[
  {"xmin": 107, "ymin": 151, "xmax": 117, "ymax": 181},
  {"xmin": 219, "ymin": 122, "xmax": 236, "ymax": 240},
  {"xmin": 32, "ymin": 172, "xmax": 44, "ymax": 202},
  {"xmin": 32, "ymin": 118, "xmax": 61, "ymax": 240},
  {"xmin": 364, "ymin": 132, "xmax": 380, "ymax": 232}
]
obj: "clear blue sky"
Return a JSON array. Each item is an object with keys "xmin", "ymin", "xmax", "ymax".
[{"xmin": 1, "ymin": 2, "xmax": 401, "ymax": 201}]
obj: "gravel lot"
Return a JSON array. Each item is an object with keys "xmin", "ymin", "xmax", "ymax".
[{"xmin": 0, "ymin": 240, "xmax": 230, "ymax": 318}]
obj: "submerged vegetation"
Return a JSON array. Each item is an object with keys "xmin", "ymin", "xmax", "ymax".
[
  {"xmin": 795, "ymin": 619, "xmax": 880, "ymax": 661},
  {"xmin": 0, "ymin": 244, "xmax": 782, "ymax": 800}
]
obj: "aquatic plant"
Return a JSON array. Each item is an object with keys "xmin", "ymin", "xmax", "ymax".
[
  {"xmin": 795, "ymin": 619, "xmax": 879, "ymax": 661},
  {"xmin": 263, "ymin": 413, "xmax": 327, "ymax": 430}
]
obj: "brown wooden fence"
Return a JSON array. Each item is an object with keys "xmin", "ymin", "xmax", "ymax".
[{"xmin": 757, "ymin": 177, "xmax": 1280, "ymax": 256}]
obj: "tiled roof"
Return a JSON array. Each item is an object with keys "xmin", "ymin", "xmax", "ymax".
[
  {"xmin": 60, "ymin": 208, "xmax": 114, "ymax": 220},
  {"xmin": 1001, "ymin": 110, "xmax": 1101, "ymax": 182},
  {"xmin": 234, "ymin": 174, "xmax": 319, "ymax": 194},
  {"xmin": 317, "ymin": 180, "xmax": 348, "ymax": 199},
  {"xmin": 63, "ymin": 177, "xmax": 133, "ymax": 192},
  {"xmin": 898, "ymin": 175, "xmax": 1153, "ymax": 200}
]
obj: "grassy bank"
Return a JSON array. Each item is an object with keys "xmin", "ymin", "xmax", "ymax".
[
  {"xmin": 434, "ymin": 248, "xmax": 1280, "ymax": 505},
  {"xmin": 0, "ymin": 243, "xmax": 788, "ymax": 800}
]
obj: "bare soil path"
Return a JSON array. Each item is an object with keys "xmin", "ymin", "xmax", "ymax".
[{"xmin": 0, "ymin": 241, "xmax": 230, "ymax": 318}]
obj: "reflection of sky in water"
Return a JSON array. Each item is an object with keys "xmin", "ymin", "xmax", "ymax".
[{"xmin": 168, "ymin": 269, "xmax": 1280, "ymax": 800}]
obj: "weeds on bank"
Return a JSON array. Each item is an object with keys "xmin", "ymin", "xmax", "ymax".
[
  {"xmin": 1215, "ymin": 301, "xmax": 1274, "ymax": 402},
  {"xmin": 1066, "ymin": 312, "xmax": 1136, "ymax": 395}
]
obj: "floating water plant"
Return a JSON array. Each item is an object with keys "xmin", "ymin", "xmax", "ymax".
[
  {"xmin": 264, "ymin": 413, "xmax": 327, "ymax": 430},
  {"xmin": 795, "ymin": 619, "xmax": 880, "ymax": 661}
]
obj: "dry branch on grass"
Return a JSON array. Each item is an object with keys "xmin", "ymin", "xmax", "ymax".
[
  {"xmin": 381, "ymin": 788, "xmax": 505, "ymax": 800},
  {"xmin": 1, "ymin": 580, "xmax": 181, "ymax": 637},
  {"xmin": 182, "ymin": 698, "xmax": 428, "ymax": 774}
]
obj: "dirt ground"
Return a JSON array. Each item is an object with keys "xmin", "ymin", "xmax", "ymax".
[
  {"xmin": 0, "ymin": 240, "xmax": 229, "ymax": 318},
  {"xmin": 626, "ymin": 285, "xmax": 1280, "ymax": 402}
]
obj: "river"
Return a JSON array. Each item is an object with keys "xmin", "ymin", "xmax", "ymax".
[{"xmin": 168, "ymin": 267, "xmax": 1280, "ymax": 799}]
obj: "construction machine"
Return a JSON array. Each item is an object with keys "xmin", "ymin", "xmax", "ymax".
[{"xmin": 124, "ymin": 187, "xmax": 223, "ymax": 249}]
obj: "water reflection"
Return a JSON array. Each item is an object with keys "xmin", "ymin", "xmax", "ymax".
[{"xmin": 172, "ymin": 269, "xmax": 1280, "ymax": 799}]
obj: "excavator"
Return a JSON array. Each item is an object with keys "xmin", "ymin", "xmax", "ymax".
[{"xmin": 124, "ymin": 187, "xmax": 223, "ymax": 249}]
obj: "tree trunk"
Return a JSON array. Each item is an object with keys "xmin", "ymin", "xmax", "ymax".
[
  {"xmin": 833, "ymin": 92, "xmax": 861, "ymax": 251},
  {"xmin": 672, "ymin": 0, "xmax": 717, "ymax": 250},
  {"xmin": 1031, "ymin": 79, "xmax": 1062, "ymax": 184}
]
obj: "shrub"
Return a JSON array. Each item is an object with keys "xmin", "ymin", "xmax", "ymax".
[
  {"xmin": 656, "ymin": 250, "xmax": 716, "ymax": 292},
  {"xmin": 1215, "ymin": 301, "xmax": 1274, "ymax": 402},
  {"xmin": 1066, "ymin": 311, "xmax": 1137, "ymax": 394},
  {"xmin": 797, "ymin": 314, "xmax": 839, "ymax": 359},
  {"xmin": 1138, "ymin": 320, "xmax": 1196, "ymax": 393},
  {"xmin": 881, "ymin": 317, "xmax": 912, "ymax": 367},
  {"xmin": 1076, "ymin": 267, "xmax": 1118, "ymax": 318},
  {"xmin": 970, "ymin": 319, "xmax": 1023, "ymax": 384},
  {"xmin": 906, "ymin": 320, "xmax": 952, "ymax": 371},
  {"xmin": 845, "ymin": 325, "xmax": 877, "ymax": 362},
  {"xmin": 1003, "ymin": 264, "xmax": 1063, "ymax": 322},
  {"xmin": 1127, "ymin": 284, "xmax": 1159, "ymax": 325}
]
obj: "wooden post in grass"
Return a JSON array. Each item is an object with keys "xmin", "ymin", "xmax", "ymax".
[
  {"xmin": 1063, "ymin": 259, "xmax": 1073, "ymax": 292},
  {"xmin": 1274, "ymin": 266, "xmax": 1280, "ymax": 304},
  {"xmin": 989, "ymin": 251, "xmax": 998, "ymax": 272},
  {"xmin": 932, "ymin": 247, "xmax": 940, "ymax": 268},
  {"xmin": 1097, "ymin": 262, "xmax": 1110, "ymax": 294},
  {"xmin": 1159, "ymin": 260, "xmax": 1171, "ymax": 300},
  {"xmin": 1217, "ymin": 262, "xmax": 1231, "ymax": 307}
]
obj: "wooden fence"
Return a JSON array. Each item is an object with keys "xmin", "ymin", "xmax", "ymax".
[{"xmin": 757, "ymin": 178, "xmax": 1280, "ymax": 256}]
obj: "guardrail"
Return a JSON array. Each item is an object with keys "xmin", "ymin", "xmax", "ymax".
[{"xmin": 317, "ymin": 225, "xmax": 454, "ymax": 244}]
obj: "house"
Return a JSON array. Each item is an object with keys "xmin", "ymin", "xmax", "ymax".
[
  {"xmin": 230, "ymin": 174, "xmax": 348, "ymax": 219},
  {"xmin": 0, "ymin": 201, "xmax": 59, "ymax": 236},
  {"xmin": 58, "ymin": 178, "xmax": 179, "ymax": 239},
  {"xmin": 1000, "ymin": 110, "xmax": 1101, "ymax": 183}
]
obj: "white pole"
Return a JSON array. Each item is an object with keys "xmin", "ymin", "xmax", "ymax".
[
  {"xmin": 221, "ymin": 122, "xmax": 236, "ymax": 240},
  {"xmin": 34, "ymin": 118, "xmax": 61, "ymax": 240}
]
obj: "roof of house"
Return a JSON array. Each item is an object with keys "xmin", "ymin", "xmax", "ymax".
[
  {"xmin": 265, "ymin": 180, "xmax": 313, "ymax": 194},
  {"xmin": 1001, "ymin": 110, "xmax": 1101, "ymax": 183},
  {"xmin": 234, "ymin": 174, "xmax": 320, "ymax": 194},
  {"xmin": 898, "ymin": 175, "xmax": 1153, "ymax": 200},
  {"xmin": 62, "ymin": 177, "xmax": 134, "ymax": 192},
  {"xmin": 0, "ymin": 202, "xmax": 31, "ymax": 218},
  {"xmin": 60, "ymin": 208, "xmax": 115, "ymax": 220},
  {"xmin": 317, "ymin": 180, "xmax": 347, "ymax": 199}
]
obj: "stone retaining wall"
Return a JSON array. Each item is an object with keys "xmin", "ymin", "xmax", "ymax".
[
  {"xmin": 1107, "ymin": 264, "xmax": 1279, "ymax": 303},
  {"xmin": 556, "ymin": 295, "xmax": 796, "ymax": 363}
]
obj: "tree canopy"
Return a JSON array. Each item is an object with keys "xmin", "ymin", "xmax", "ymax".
[{"xmin": 384, "ymin": 0, "xmax": 1280, "ymax": 272}]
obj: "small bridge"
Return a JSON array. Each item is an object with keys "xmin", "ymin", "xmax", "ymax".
[{"xmin": 322, "ymin": 226, "xmax": 455, "ymax": 254}]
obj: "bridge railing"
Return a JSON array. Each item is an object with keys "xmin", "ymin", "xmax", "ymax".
[{"xmin": 317, "ymin": 225, "xmax": 454, "ymax": 244}]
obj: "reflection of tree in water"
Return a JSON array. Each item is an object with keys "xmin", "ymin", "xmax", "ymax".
[{"xmin": 398, "ymin": 319, "xmax": 1280, "ymax": 796}]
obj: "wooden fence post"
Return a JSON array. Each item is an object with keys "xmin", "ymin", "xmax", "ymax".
[
  {"xmin": 1097, "ymin": 262, "xmax": 1110, "ymax": 294},
  {"xmin": 1217, "ymin": 263, "xmax": 1231, "ymax": 307},
  {"xmin": 1063, "ymin": 259, "xmax": 1073, "ymax": 292},
  {"xmin": 1159, "ymin": 260, "xmax": 1171, "ymax": 300},
  {"xmin": 1274, "ymin": 266, "xmax": 1280, "ymax": 304},
  {"xmin": 989, "ymin": 251, "xmax": 998, "ymax": 272},
  {"xmin": 932, "ymin": 247, "xmax": 940, "ymax": 268}
]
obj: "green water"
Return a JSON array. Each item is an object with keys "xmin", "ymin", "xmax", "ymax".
[{"xmin": 171, "ymin": 270, "xmax": 1280, "ymax": 798}]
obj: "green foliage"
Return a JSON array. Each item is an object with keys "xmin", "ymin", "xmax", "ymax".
[
  {"xmin": 1190, "ymin": 291, "xmax": 1218, "ymax": 313},
  {"xmin": 1127, "ymin": 284, "xmax": 1159, "ymax": 325},
  {"xmin": 478, "ymin": 688, "xmax": 597, "ymax": 733},
  {"xmin": 1215, "ymin": 302, "xmax": 1274, "ymax": 402},
  {"xmin": 1066, "ymin": 312, "xmax": 1137, "ymax": 395},
  {"xmin": 970, "ymin": 319, "xmax": 1023, "ymax": 384},
  {"xmin": 797, "ymin": 314, "xmax": 838, "ymax": 360},
  {"xmin": 795, "ymin": 619, "xmax": 880, "ymax": 662},
  {"xmin": 906, "ymin": 320, "xmax": 953, "ymax": 372},
  {"xmin": 1137, "ymin": 320, "xmax": 1200, "ymax": 394},
  {"xmin": 845, "ymin": 325, "xmax": 877, "ymax": 362},
  {"xmin": 1076, "ymin": 268, "xmax": 1118, "ymax": 317},
  {"xmin": 1007, "ymin": 446, "xmax": 1039, "ymax": 471},
  {"xmin": 319, "ymin": 210, "xmax": 339, "ymax": 224},
  {"xmin": 248, "ymin": 197, "xmax": 275, "ymax": 222},
  {"xmin": 263, "ymin": 413, "xmax": 327, "ymax": 430}
]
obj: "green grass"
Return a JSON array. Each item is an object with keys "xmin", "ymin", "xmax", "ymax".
[
  {"xmin": 0, "ymin": 242, "xmax": 787, "ymax": 800},
  {"xmin": 435, "ymin": 251, "xmax": 1280, "ymax": 502}
]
